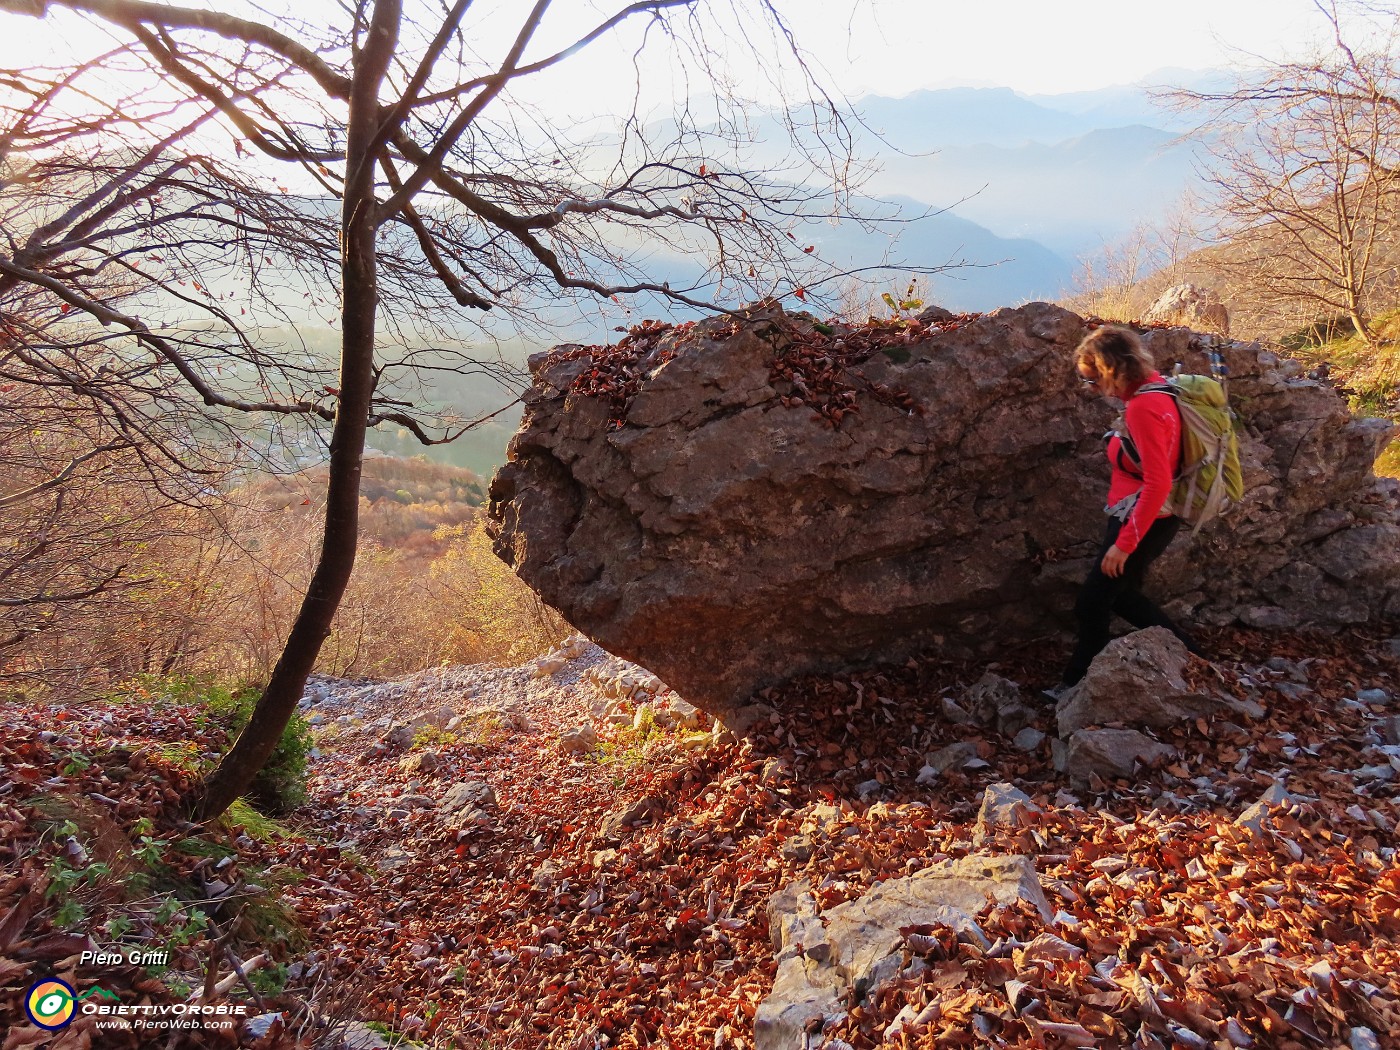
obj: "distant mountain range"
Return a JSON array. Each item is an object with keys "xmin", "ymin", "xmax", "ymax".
[{"xmin": 690, "ymin": 69, "xmax": 1226, "ymax": 313}]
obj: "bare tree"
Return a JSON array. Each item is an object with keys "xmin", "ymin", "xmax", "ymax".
[
  {"xmin": 1181, "ymin": 1, "xmax": 1400, "ymax": 344},
  {"xmin": 0, "ymin": 0, "xmax": 880, "ymax": 818},
  {"xmin": 1056, "ymin": 195, "xmax": 1209, "ymax": 325}
]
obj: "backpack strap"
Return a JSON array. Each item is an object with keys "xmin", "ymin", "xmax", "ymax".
[{"xmin": 1111, "ymin": 382, "xmax": 1185, "ymax": 477}]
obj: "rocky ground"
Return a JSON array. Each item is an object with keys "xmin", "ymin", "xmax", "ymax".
[{"xmin": 3, "ymin": 624, "xmax": 1400, "ymax": 1049}]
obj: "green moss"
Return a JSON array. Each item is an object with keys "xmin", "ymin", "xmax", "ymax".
[{"xmin": 220, "ymin": 799, "xmax": 292, "ymax": 842}]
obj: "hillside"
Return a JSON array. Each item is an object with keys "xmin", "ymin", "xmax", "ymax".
[
  {"xmin": 3, "ymin": 624, "xmax": 1397, "ymax": 1047},
  {"xmin": 233, "ymin": 456, "xmax": 487, "ymax": 556}
]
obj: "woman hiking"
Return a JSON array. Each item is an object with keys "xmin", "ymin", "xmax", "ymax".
[{"xmin": 1057, "ymin": 325, "xmax": 1204, "ymax": 690}]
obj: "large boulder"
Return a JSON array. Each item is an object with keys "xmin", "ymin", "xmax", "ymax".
[
  {"xmin": 488, "ymin": 303, "xmax": 1400, "ymax": 718},
  {"xmin": 1055, "ymin": 627, "xmax": 1230, "ymax": 735},
  {"xmin": 1145, "ymin": 283, "xmax": 1230, "ymax": 335}
]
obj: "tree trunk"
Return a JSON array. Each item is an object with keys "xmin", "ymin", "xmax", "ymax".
[
  {"xmin": 1349, "ymin": 308, "xmax": 1376, "ymax": 348},
  {"xmin": 184, "ymin": 0, "xmax": 401, "ymax": 822}
]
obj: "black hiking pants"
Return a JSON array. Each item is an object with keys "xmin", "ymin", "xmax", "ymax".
[{"xmin": 1061, "ymin": 515, "xmax": 1200, "ymax": 686}]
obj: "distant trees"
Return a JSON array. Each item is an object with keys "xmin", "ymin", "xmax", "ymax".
[
  {"xmin": 0, "ymin": 0, "xmax": 872, "ymax": 818},
  {"xmin": 1184, "ymin": 2, "xmax": 1400, "ymax": 345}
]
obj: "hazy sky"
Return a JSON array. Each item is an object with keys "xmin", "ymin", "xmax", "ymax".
[
  {"xmin": 0, "ymin": 0, "xmax": 1374, "ymax": 105},
  {"xmin": 779, "ymin": 0, "xmax": 1343, "ymax": 96}
]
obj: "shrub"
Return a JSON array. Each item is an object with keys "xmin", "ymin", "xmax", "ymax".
[
  {"xmin": 204, "ymin": 685, "xmax": 311, "ymax": 815},
  {"xmin": 122, "ymin": 676, "xmax": 311, "ymax": 814}
]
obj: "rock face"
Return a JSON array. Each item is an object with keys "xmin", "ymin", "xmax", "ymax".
[
  {"xmin": 488, "ymin": 303, "xmax": 1400, "ymax": 718},
  {"xmin": 1145, "ymin": 283, "xmax": 1231, "ymax": 335}
]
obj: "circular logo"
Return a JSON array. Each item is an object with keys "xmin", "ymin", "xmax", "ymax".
[{"xmin": 25, "ymin": 978, "xmax": 76, "ymax": 1030}]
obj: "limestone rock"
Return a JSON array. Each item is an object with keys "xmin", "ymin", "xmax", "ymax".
[
  {"xmin": 1013, "ymin": 727, "xmax": 1046, "ymax": 751},
  {"xmin": 489, "ymin": 304, "xmax": 1400, "ymax": 719},
  {"xmin": 1056, "ymin": 628, "xmax": 1228, "ymax": 736},
  {"xmin": 756, "ymin": 856, "xmax": 1049, "ymax": 1050},
  {"xmin": 758, "ymin": 886, "xmax": 845, "ymax": 1050},
  {"xmin": 559, "ymin": 725, "xmax": 599, "ymax": 754},
  {"xmin": 780, "ymin": 834, "xmax": 816, "ymax": 862},
  {"xmin": 440, "ymin": 781, "xmax": 497, "ymax": 817},
  {"xmin": 1236, "ymin": 781, "xmax": 1291, "ymax": 838},
  {"xmin": 1058, "ymin": 728, "xmax": 1174, "ymax": 783},
  {"xmin": 975, "ymin": 783, "xmax": 1041, "ymax": 834},
  {"xmin": 1380, "ymin": 716, "xmax": 1400, "ymax": 746},
  {"xmin": 964, "ymin": 673, "xmax": 1036, "ymax": 735},
  {"xmin": 397, "ymin": 751, "xmax": 441, "ymax": 775},
  {"xmin": 1144, "ymin": 283, "xmax": 1230, "ymax": 334},
  {"xmin": 598, "ymin": 795, "xmax": 665, "ymax": 839},
  {"xmin": 655, "ymin": 695, "xmax": 701, "ymax": 729},
  {"xmin": 381, "ymin": 706, "xmax": 456, "ymax": 750},
  {"xmin": 924, "ymin": 742, "xmax": 980, "ymax": 775}
]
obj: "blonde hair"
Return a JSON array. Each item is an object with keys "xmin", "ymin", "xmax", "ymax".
[{"xmin": 1075, "ymin": 326, "xmax": 1155, "ymax": 390}]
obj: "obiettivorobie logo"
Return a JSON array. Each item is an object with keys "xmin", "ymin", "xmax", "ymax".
[
  {"xmin": 25, "ymin": 978, "xmax": 76, "ymax": 1030},
  {"xmin": 25, "ymin": 975, "xmax": 247, "ymax": 1032}
]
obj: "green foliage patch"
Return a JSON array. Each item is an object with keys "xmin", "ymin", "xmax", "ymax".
[{"xmin": 1282, "ymin": 309, "xmax": 1400, "ymax": 477}]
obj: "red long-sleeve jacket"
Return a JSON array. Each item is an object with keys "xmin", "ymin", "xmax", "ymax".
[{"xmin": 1105, "ymin": 372, "xmax": 1181, "ymax": 555}]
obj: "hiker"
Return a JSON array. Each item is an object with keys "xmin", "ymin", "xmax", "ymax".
[{"xmin": 1057, "ymin": 325, "xmax": 1204, "ymax": 689}]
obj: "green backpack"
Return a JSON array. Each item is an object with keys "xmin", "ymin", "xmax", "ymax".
[{"xmin": 1120, "ymin": 374, "xmax": 1244, "ymax": 533}]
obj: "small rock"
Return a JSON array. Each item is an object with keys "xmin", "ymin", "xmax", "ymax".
[
  {"xmin": 381, "ymin": 706, "xmax": 456, "ymax": 750},
  {"xmin": 376, "ymin": 847, "xmax": 414, "ymax": 872},
  {"xmin": 1236, "ymin": 782, "xmax": 1291, "ymax": 838},
  {"xmin": 532, "ymin": 655, "xmax": 568, "ymax": 677},
  {"xmin": 1350, "ymin": 1027, "xmax": 1381, "ymax": 1050},
  {"xmin": 398, "ymin": 751, "xmax": 442, "ymax": 775},
  {"xmin": 761, "ymin": 757, "xmax": 793, "ymax": 785},
  {"xmin": 1012, "ymin": 727, "xmax": 1045, "ymax": 751},
  {"xmin": 925, "ymin": 742, "xmax": 980, "ymax": 775},
  {"xmin": 800, "ymin": 804, "xmax": 843, "ymax": 835},
  {"xmin": 976, "ymin": 783, "xmax": 1040, "ymax": 830},
  {"xmin": 1379, "ymin": 716, "xmax": 1400, "ymax": 746},
  {"xmin": 856, "ymin": 779, "xmax": 884, "ymax": 800},
  {"xmin": 781, "ymin": 834, "xmax": 816, "ymax": 863},
  {"xmin": 337, "ymin": 1022, "xmax": 393, "ymax": 1050},
  {"xmin": 598, "ymin": 795, "xmax": 665, "ymax": 838},
  {"xmin": 1056, "ymin": 629, "xmax": 1228, "ymax": 736},
  {"xmin": 964, "ymin": 673, "xmax": 1035, "ymax": 735},
  {"xmin": 1355, "ymin": 764, "xmax": 1397, "ymax": 783},
  {"xmin": 559, "ymin": 725, "xmax": 599, "ymax": 754},
  {"xmin": 1358, "ymin": 688, "xmax": 1391, "ymax": 704},
  {"xmin": 441, "ymin": 781, "xmax": 497, "ymax": 815},
  {"xmin": 720, "ymin": 703, "xmax": 779, "ymax": 740},
  {"xmin": 974, "ymin": 783, "xmax": 1039, "ymax": 846},
  {"xmin": 1058, "ymin": 728, "xmax": 1174, "ymax": 783},
  {"xmin": 658, "ymin": 696, "xmax": 700, "ymax": 729},
  {"xmin": 532, "ymin": 861, "xmax": 561, "ymax": 889},
  {"xmin": 939, "ymin": 696, "xmax": 977, "ymax": 726}
]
